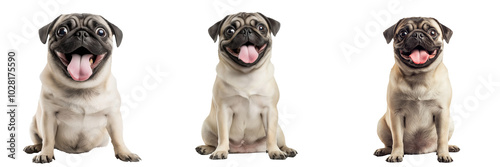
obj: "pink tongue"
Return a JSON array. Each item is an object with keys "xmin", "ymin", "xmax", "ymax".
[
  {"xmin": 67, "ymin": 54, "xmax": 93, "ymax": 81},
  {"xmin": 409, "ymin": 50, "xmax": 430, "ymax": 64},
  {"xmin": 238, "ymin": 45, "xmax": 259, "ymax": 63}
]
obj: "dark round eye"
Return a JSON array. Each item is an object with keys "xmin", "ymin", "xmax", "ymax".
[
  {"xmin": 56, "ymin": 27, "xmax": 68, "ymax": 37},
  {"xmin": 226, "ymin": 28, "xmax": 235, "ymax": 35},
  {"xmin": 399, "ymin": 30, "xmax": 408, "ymax": 37},
  {"xmin": 429, "ymin": 30, "xmax": 437, "ymax": 38},
  {"xmin": 258, "ymin": 25, "xmax": 264, "ymax": 31},
  {"xmin": 95, "ymin": 28, "xmax": 106, "ymax": 37},
  {"xmin": 257, "ymin": 24, "xmax": 267, "ymax": 32}
]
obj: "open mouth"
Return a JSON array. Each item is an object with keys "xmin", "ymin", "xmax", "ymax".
[
  {"xmin": 225, "ymin": 42, "xmax": 267, "ymax": 65},
  {"xmin": 399, "ymin": 46, "xmax": 438, "ymax": 65},
  {"xmin": 55, "ymin": 47, "xmax": 106, "ymax": 81}
]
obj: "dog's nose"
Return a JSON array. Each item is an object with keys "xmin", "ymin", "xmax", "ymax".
[
  {"xmin": 75, "ymin": 30, "xmax": 89, "ymax": 40},
  {"xmin": 240, "ymin": 28, "xmax": 252, "ymax": 37},
  {"xmin": 413, "ymin": 32, "xmax": 425, "ymax": 39}
]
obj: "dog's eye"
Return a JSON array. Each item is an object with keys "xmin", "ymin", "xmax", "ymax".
[
  {"xmin": 258, "ymin": 25, "xmax": 264, "ymax": 31},
  {"xmin": 257, "ymin": 23, "xmax": 267, "ymax": 32},
  {"xmin": 399, "ymin": 30, "xmax": 408, "ymax": 38},
  {"xmin": 56, "ymin": 27, "xmax": 68, "ymax": 37},
  {"xmin": 95, "ymin": 28, "xmax": 106, "ymax": 37},
  {"xmin": 226, "ymin": 28, "xmax": 235, "ymax": 35},
  {"xmin": 429, "ymin": 30, "xmax": 437, "ymax": 38}
]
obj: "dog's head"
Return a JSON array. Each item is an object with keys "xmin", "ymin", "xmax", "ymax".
[
  {"xmin": 384, "ymin": 17, "xmax": 452, "ymax": 72},
  {"xmin": 39, "ymin": 13, "xmax": 122, "ymax": 82},
  {"xmin": 209, "ymin": 12, "xmax": 280, "ymax": 70}
]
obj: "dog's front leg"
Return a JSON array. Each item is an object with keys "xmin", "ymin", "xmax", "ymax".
[
  {"xmin": 32, "ymin": 106, "xmax": 57, "ymax": 163},
  {"xmin": 106, "ymin": 109, "xmax": 141, "ymax": 162},
  {"xmin": 436, "ymin": 108, "xmax": 453, "ymax": 162},
  {"xmin": 387, "ymin": 110, "xmax": 404, "ymax": 162},
  {"xmin": 264, "ymin": 106, "xmax": 287, "ymax": 160},
  {"xmin": 210, "ymin": 106, "xmax": 233, "ymax": 160}
]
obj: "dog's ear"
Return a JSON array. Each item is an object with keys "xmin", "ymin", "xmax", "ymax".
[
  {"xmin": 440, "ymin": 24, "xmax": 452, "ymax": 43},
  {"xmin": 432, "ymin": 18, "xmax": 453, "ymax": 43},
  {"xmin": 383, "ymin": 19, "xmax": 402, "ymax": 44},
  {"xmin": 39, "ymin": 15, "xmax": 61, "ymax": 44},
  {"xmin": 102, "ymin": 16, "xmax": 123, "ymax": 47},
  {"xmin": 257, "ymin": 12, "xmax": 280, "ymax": 36},
  {"xmin": 208, "ymin": 15, "xmax": 228, "ymax": 43}
]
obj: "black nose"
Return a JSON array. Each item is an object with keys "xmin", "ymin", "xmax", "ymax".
[
  {"xmin": 413, "ymin": 32, "xmax": 425, "ymax": 39},
  {"xmin": 240, "ymin": 28, "xmax": 252, "ymax": 37},
  {"xmin": 75, "ymin": 30, "xmax": 89, "ymax": 40}
]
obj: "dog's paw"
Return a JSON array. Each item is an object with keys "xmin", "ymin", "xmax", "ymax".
[
  {"xmin": 24, "ymin": 144, "xmax": 42, "ymax": 154},
  {"xmin": 449, "ymin": 145, "xmax": 460, "ymax": 152},
  {"xmin": 115, "ymin": 152, "xmax": 141, "ymax": 162},
  {"xmin": 209, "ymin": 150, "xmax": 228, "ymax": 160},
  {"xmin": 32, "ymin": 154, "xmax": 55, "ymax": 163},
  {"xmin": 280, "ymin": 146, "xmax": 297, "ymax": 158},
  {"xmin": 437, "ymin": 153, "xmax": 453, "ymax": 163},
  {"xmin": 374, "ymin": 147, "xmax": 391, "ymax": 156},
  {"xmin": 196, "ymin": 145, "xmax": 216, "ymax": 155},
  {"xmin": 268, "ymin": 150, "xmax": 287, "ymax": 160},
  {"xmin": 386, "ymin": 154, "xmax": 403, "ymax": 162}
]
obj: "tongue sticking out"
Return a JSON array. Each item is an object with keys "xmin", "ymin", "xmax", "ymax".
[
  {"xmin": 409, "ymin": 49, "xmax": 430, "ymax": 64},
  {"xmin": 238, "ymin": 45, "xmax": 259, "ymax": 63},
  {"xmin": 67, "ymin": 54, "xmax": 93, "ymax": 81}
]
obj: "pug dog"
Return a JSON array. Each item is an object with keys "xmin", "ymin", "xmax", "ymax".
[
  {"xmin": 23, "ymin": 13, "xmax": 140, "ymax": 163},
  {"xmin": 195, "ymin": 12, "xmax": 297, "ymax": 160},
  {"xmin": 374, "ymin": 17, "xmax": 459, "ymax": 163}
]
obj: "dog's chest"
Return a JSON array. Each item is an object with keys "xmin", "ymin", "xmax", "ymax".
[
  {"xmin": 221, "ymin": 80, "xmax": 276, "ymax": 114},
  {"xmin": 391, "ymin": 86, "xmax": 442, "ymax": 111},
  {"xmin": 54, "ymin": 103, "xmax": 108, "ymax": 129},
  {"xmin": 391, "ymin": 84, "xmax": 444, "ymax": 121},
  {"xmin": 391, "ymin": 83, "xmax": 447, "ymax": 143},
  {"xmin": 45, "ymin": 90, "xmax": 119, "ymax": 128},
  {"xmin": 224, "ymin": 87, "xmax": 273, "ymax": 117},
  {"xmin": 217, "ymin": 73, "xmax": 277, "ymax": 110}
]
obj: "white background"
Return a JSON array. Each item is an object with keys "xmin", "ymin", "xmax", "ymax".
[{"xmin": 1, "ymin": 0, "xmax": 499, "ymax": 166}]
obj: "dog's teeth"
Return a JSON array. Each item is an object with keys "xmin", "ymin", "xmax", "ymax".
[{"xmin": 90, "ymin": 59, "xmax": 94, "ymax": 64}]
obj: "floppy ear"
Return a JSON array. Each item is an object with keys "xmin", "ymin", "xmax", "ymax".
[
  {"xmin": 383, "ymin": 19, "xmax": 402, "ymax": 44},
  {"xmin": 257, "ymin": 12, "xmax": 280, "ymax": 36},
  {"xmin": 440, "ymin": 24, "xmax": 452, "ymax": 43},
  {"xmin": 438, "ymin": 23, "xmax": 452, "ymax": 43},
  {"xmin": 383, "ymin": 24, "xmax": 395, "ymax": 44},
  {"xmin": 39, "ymin": 15, "xmax": 61, "ymax": 44},
  {"xmin": 102, "ymin": 16, "xmax": 123, "ymax": 47},
  {"xmin": 208, "ymin": 15, "xmax": 228, "ymax": 43}
]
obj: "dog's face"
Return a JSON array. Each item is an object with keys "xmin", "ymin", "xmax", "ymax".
[
  {"xmin": 39, "ymin": 13, "xmax": 122, "ymax": 82},
  {"xmin": 209, "ymin": 12, "xmax": 280, "ymax": 68},
  {"xmin": 384, "ymin": 17, "xmax": 452, "ymax": 71}
]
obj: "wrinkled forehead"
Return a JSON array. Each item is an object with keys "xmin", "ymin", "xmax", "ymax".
[
  {"xmin": 54, "ymin": 14, "xmax": 109, "ymax": 30},
  {"xmin": 398, "ymin": 17, "xmax": 441, "ymax": 32},
  {"xmin": 225, "ymin": 12, "xmax": 265, "ymax": 28}
]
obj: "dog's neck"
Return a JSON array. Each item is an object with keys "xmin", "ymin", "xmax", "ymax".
[
  {"xmin": 394, "ymin": 61, "xmax": 446, "ymax": 87},
  {"xmin": 216, "ymin": 56, "xmax": 275, "ymax": 88}
]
